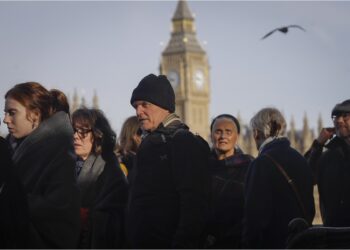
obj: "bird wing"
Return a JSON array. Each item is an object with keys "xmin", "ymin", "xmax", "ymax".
[
  {"xmin": 261, "ymin": 28, "xmax": 278, "ymax": 40},
  {"xmin": 287, "ymin": 25, "xmax": 306, "ymax": 32}
]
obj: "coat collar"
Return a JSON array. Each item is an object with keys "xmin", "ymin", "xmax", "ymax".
[
  {"xmin": 142, "ymin": 113, "xmax": 188, "ymax": 140},
  {"xmin": 326, "ymin": 136, "xmax": 350, "ymax": 159},
  {"xmin": 12, "ymin": 111, "xmax": 73, "ymax": 164},
  {"xmin": 77, "ymin": 154, "xmax": 105, "ymax": 185},
  {"xmin": 259, "ymin": 137, "xmax": 290, "ymax": 155}
]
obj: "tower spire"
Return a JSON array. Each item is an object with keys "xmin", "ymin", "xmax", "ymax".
[
  {"xmin": 317, "ymin": 113, "xmax": 323, "ymax": 134},
  {"xmin": 160, "ymin": 0, "xmax": 210, "ymax": 140},
  {"xmin": 289, "ymin": 116, "xmax": 297, "ymax": 149},
  {"xmin": 172, "ymin": 0, "xmax": 194, "ymax": 21},
  {"xmin": 72, "ymin": 88, "xmax": 79, "ymax": 113},
  {"xmin": 92, "ymin": 89, "xmax": 99, "ymax": 109},
  {"xmin": 163, "ymin": 0, "xmax": 204, "ymax": 55}
]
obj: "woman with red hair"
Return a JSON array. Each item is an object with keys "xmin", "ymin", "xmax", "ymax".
[{"xmin": 3, "ymin": 82, "xmax": 80, "ymax": 248}]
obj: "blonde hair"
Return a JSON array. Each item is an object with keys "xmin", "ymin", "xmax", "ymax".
[
  {"xmin": 116, "ymin": 116, "xmax": 141, "ymax": 156},
  {"xmin": 250, "ymin": 107, "xmax": 286, "ymax": 137}
]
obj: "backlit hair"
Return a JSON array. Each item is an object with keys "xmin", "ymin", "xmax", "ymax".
[
  {"xmin": 5, "ymin": 82, "xmax": 53, "ymax": 122},
  {"xmin": 5, "ymin": 82, "xmax": 70, "ymax": 122},
  {"xmin": 50, "ymin": 89, "xmax": 70, "ymax": 114},
  {"xmin": 250, "ymin": 107, "xmax": 286, "ymax": 137},
  {"xmin": 116, "ymin": 116, "xmax": 141, "ymax": 156},
  {"xmin": 72, "ymin": 108, "xmax": 116, "ymax": 157}
]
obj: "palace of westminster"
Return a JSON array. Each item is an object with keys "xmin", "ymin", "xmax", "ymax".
[{"xmin": 72, "ymin": 0, "xmax": 321, "ymax": 158}]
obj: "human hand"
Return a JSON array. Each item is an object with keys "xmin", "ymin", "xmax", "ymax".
[{"xmin": 317, "ymin": 127, "xmax": 335, "ymax": 145}]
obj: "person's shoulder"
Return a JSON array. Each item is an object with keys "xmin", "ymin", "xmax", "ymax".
[
  {"xmin": 249, "ymin": 153, "xmax": 273, "ymax": 172},
  {"xmin": 240, "ymin": 153, "xmax": 255, "ymax": 162},
  {"xmin": 173, "ymin": 128, "xmax": 207, "ymax": 144},
  {"xmin": 168, "ymin": 128, "xmax": 209, "ymax": 153},
  {"xmin": 0, "ymin": 137, "xmax": 8, "ymax": 150},
  {"xmin": 320, "ymin": 138, "xmax": 347, "ymax": 164}
]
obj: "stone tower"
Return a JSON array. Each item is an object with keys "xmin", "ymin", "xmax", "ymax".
[
  {"xmin": 289, "ymin": 116, "xmax": 297, "ymax": 149},
  {"xmin": 72, "ymin": 89, "xmax": 79, "ymax": 113},
  {"xmin": 92, "ymin": 89, "xmax": 99, "ymax": 109},
  {"xmin": 317, "ymin": 113, "xmax": 323, "ymax": 135},
  {"xmin": 160, "ymin": 0, "xmax": 210, "ymax": 140},
  {"xmin": 301, "ymin": 112, "xmax": 313, "ymax": 153}
]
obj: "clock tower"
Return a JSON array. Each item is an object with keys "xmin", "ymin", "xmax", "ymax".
[{"xmin": 160, "ymin": 0, "xmax": 210, "ymax": 140}]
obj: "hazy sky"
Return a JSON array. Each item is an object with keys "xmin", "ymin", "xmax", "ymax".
[{"xmin": 0, "ymin": 1, "xmax": 349, "ymax": 136}]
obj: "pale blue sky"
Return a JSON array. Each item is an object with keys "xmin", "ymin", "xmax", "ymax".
[{"xmin": 1, "ymin": 1, "xmax": 349, "ymax": 136}]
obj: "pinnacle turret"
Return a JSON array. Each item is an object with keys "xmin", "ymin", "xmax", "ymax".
[{"xmin": 163, "ymin": 0, "xmax": 204, "ymax": 55}]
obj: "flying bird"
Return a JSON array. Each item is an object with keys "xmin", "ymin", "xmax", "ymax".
[{"xmin": 261, "ymin": 25, "xmax": 306, "ymax": 40}]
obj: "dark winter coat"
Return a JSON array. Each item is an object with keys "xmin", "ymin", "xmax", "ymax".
[
  {"xmin": 305, "ymin": 137, "xmax": 350, "ymax": 226},
  {"xmin": 77, "ymin": 153, "xmax": 129, "ymax": 248},
  {"xmin": 11, "ymin": 111, "xmax": 80, "ymax": 248},
  {"xmin": 243, "ymin": 137, "xmax": 315, "ymax": 249},
  {"xmin": 127, "ymin": 120, "xmax": 211, "ymax": 249},
  {"xmin": 205, "ymin": 150, "xmax": 253, "ymax": 248},
  {"xmin": 0, "ymin": 137, "xmax": 29, "ymax": 248},
  {"xmin": 118, "ymin": 152, "xmax": 137, "ymax": 187}
]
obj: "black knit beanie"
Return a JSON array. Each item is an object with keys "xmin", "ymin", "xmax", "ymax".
[
  {"xmin": 130, "ymin": 74, "xmax": 175, "ymax": 113},
  {"xmin": 332, "ymin": 99, "xmax": 350, "ymax": 116}
]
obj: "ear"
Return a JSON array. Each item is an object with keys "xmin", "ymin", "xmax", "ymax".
[
  {"xmin": 28, "ymin": 109, "xmax": 41, "ymax": 124},
  {"xmin": 253, "ymin": 129, "xmax": 259, "ymax": 140}
]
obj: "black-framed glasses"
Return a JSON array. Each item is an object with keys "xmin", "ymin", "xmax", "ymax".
[
  {"xmin": 332, "ymin": 112, "xmax": 350, "ymax": 122},
  {"xmin": 73, "ymin": 127, "xmax": 92, "ymax": 138}
]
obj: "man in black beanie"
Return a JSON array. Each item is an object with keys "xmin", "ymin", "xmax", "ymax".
[
  {"xmin": 305, "ymin": 99, "xmax": 350, "ymax": 226},
  {"xmin": 127, "ymin": 74, "xmax": 211, "ymax": 248}
]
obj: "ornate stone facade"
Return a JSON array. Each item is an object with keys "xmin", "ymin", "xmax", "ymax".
[{"xmin": 160, "ymin": 0, "xmax": 210, "ymax": 140}]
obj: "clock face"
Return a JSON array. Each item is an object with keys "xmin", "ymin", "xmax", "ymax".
[
  {"xmin": 167, "ymin": 70, "xmax": 179, "ymax": 89},
  {"xmin": 194, "ymin": 69, "xmax": 205, "ymax": 89}
]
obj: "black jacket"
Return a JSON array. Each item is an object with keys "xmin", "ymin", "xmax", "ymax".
[
  {"xmin": 127, "ymin": 121, "xmax": 211, "ymax": 248},
  {"xmin": 77, "ymin": 153, "xmax": 129, "ymax": 248},
  {"xmin": 12, "ymin": 111, "xmax": 80, "ymax": 248},
  {"xmin": 243, "ymin": 138, "xmax": 315, "ymax": 249},
  {"xmin": 118, "ymin": 152, "xmax": 137, "ymax": 187},
  {"xmin": 0, "ymin": 137, "xmax": 30, "ymax": 248},
  {"xmin": 305, "ymin": 137, "xmax": 350, "ymax": 226},
  {"xmin": 205, "ymin": 150, "xmax": 253, "ymax": 248}
]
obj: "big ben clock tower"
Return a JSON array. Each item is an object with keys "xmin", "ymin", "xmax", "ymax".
[{"xmin": 160, "ymin": 0, "xmax": 210, "ymax": 140}]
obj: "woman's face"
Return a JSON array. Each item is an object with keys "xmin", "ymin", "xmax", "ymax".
[
  {"xmin": 73, "ymin": 122, "xmax": 93, "ymax": 160},
  {"xmin": 211, "ymin": 117, "xmax": 238, "ymax": 159},
  {"xmin": 3, "ymin": 97, "xmax": 39, "ymax": 139}
]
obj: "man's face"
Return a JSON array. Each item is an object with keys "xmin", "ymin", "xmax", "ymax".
[
  {"xmin": 333, "ymin": 112, "xmax": 350, "ymax": 139},
  {"xmin": 132, "ymin": 101, "xmax": 169, "ymax": 132}
]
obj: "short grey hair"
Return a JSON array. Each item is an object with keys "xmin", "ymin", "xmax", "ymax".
[{"xmin": 250, "ymin": 107, "xmax": 287, "ymax": 137}]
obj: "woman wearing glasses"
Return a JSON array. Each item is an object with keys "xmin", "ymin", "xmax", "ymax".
[
  {"xmin": 3, "ymin": 82, "xmax": 80, "ymax": 248},
  {"xmin": 72, "ymin": 108, "xmax": 128, "ymax": 249}
]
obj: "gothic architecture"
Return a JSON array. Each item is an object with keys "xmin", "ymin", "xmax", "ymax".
[
  {"xmin": 238, "ymin": 112, "xmax": 319, "ymax": 158},
  {"xmin": 160, "ymin": 0, "xmax": 322, "ymax": 224},
  {"xmin": 160, "ymin": 0, "xmax": 319, "ymax": 158},
  {"xmin": 70, "ymin": 89, "xmax": 99, "ymax": 113},
  {"xmin": 160, "ymin": 0, "xmax": 210, "ymax": 140}
]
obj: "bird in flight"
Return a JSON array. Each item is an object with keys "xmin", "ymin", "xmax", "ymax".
[{"xmin": 261, "ymin": 25, "xmax": 306, "ymax": 40}]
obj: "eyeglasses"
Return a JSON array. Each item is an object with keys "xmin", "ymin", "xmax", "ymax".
[
  {"xmin": 73, "ymin": 127, "xmax": 92, "ymax": 138},
  {"xmin": 332, "ymin": 113, "xmax": 350, "ymax": 122}
]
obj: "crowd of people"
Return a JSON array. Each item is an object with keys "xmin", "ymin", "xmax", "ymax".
[{"xmin": 0, "ymin": 75, "xmax": 349, "ymax": 249}]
